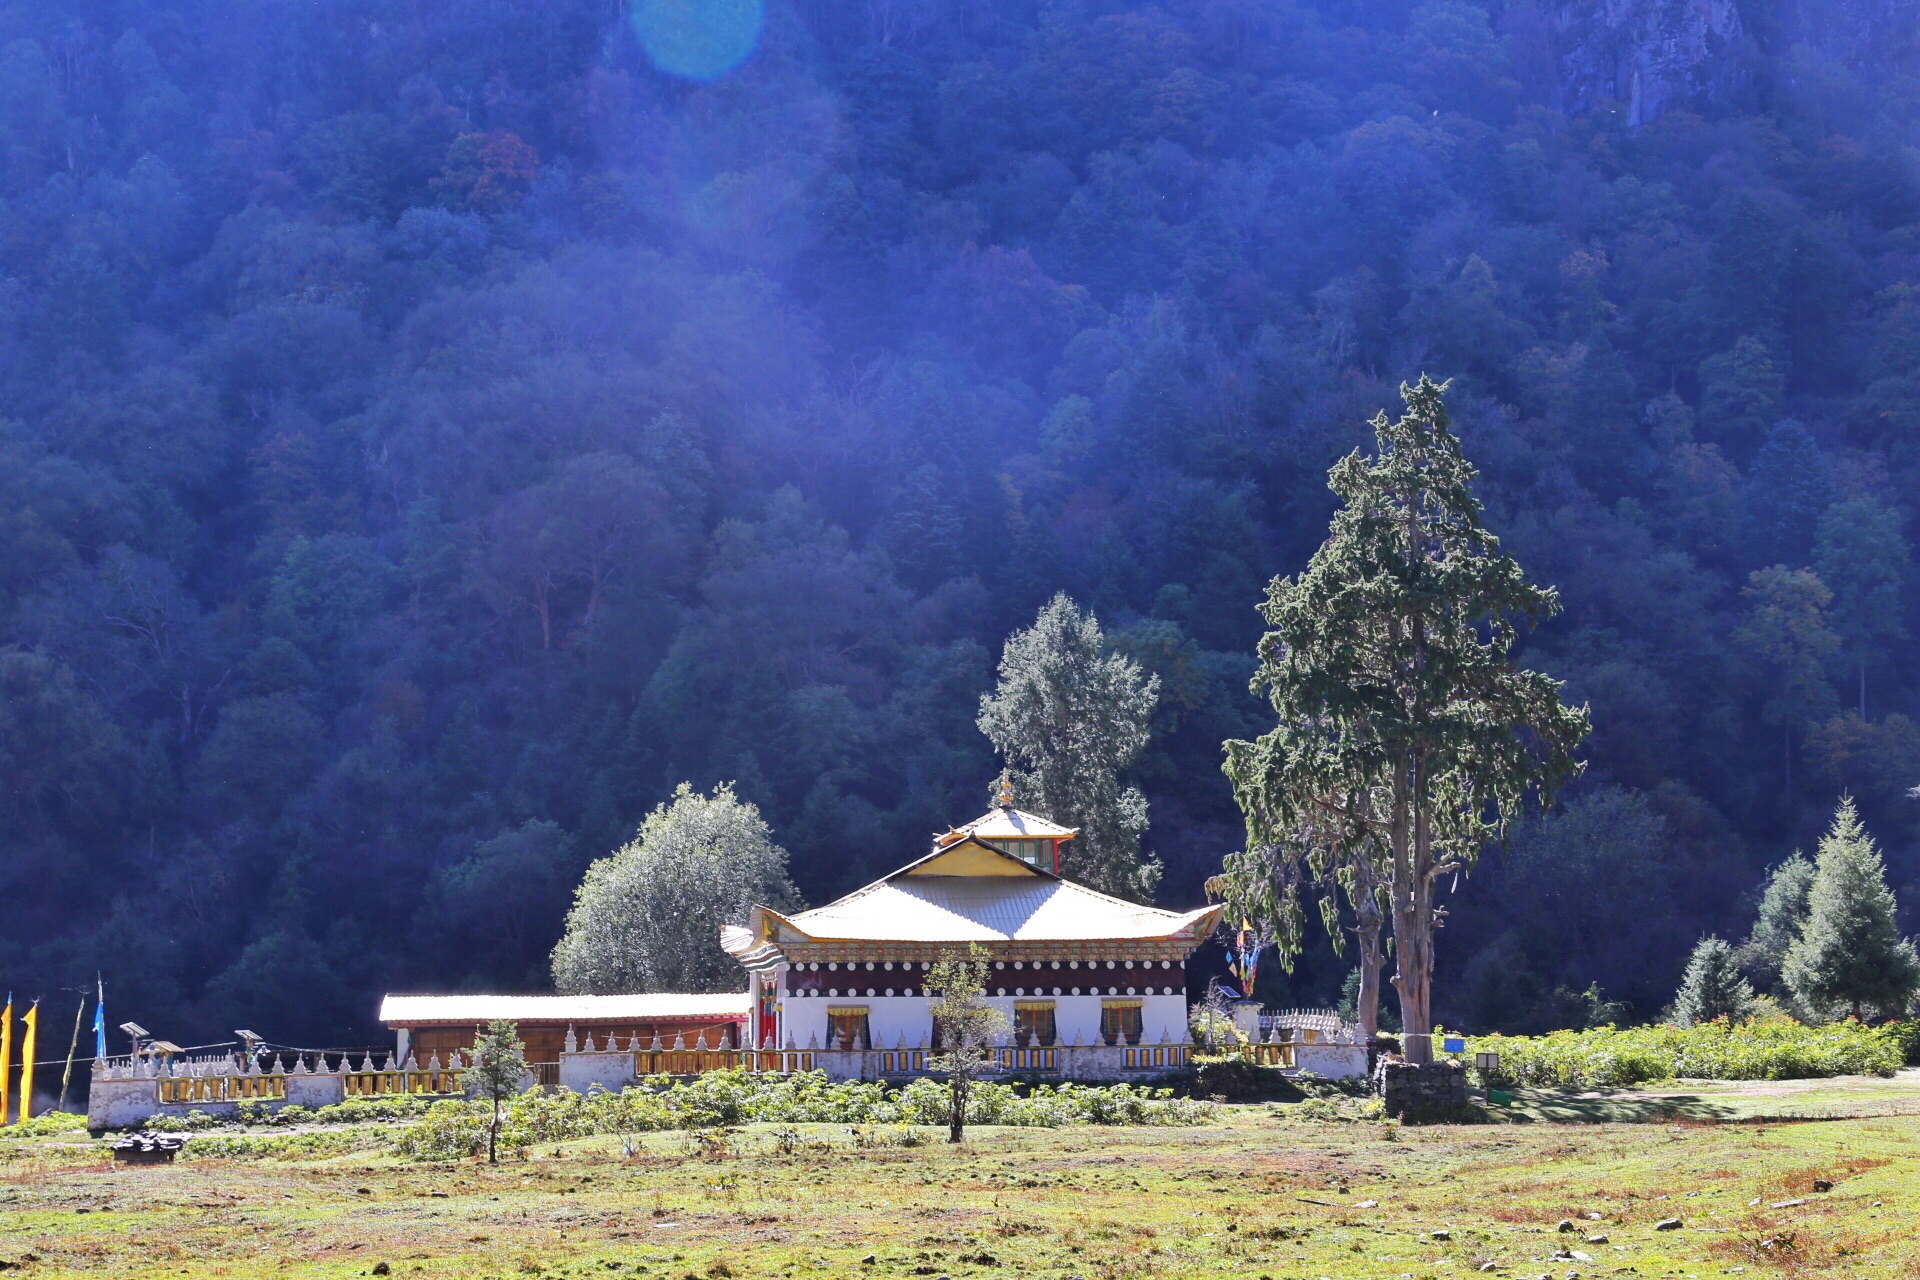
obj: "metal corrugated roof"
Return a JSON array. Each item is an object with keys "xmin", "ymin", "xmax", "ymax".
[
  {"xmin": 779, "ymin": 877, "xmax": 1219, "ymax": 943},
  {"xmin": 936, "ymin": 806, "xmax": 1077, "ymax": 845},
  {"xmin": 379, "ymin": 992, "xmax": 751, "ymax": 1025}
]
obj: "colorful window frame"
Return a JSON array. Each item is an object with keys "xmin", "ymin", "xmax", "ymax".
[
  {"xmin": 1100, "ymin": 999, "xmax": 1143, "ymax": 1047},
  {"xmin": 1014, "ymin": 1001, "xmax": 1057, "ymax": 1047},
  {"xmin": 827, "ymin": 1006, "xmax": 870, "ymax": 1051}
]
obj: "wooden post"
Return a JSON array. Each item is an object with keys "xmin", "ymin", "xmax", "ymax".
[{"xmin": 56, "ymin": 993, "xmax": 86, "ymax": 1114}]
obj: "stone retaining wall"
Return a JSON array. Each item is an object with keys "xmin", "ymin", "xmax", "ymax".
[{"xmin": 1376, "ymin": 1059, "xmax": 1467, "ymax": 1116}]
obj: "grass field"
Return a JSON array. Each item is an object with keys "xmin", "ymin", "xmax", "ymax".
[{"xmin": 3, "ymin": 1075, "xmax": 1917, "ymax": 1280}]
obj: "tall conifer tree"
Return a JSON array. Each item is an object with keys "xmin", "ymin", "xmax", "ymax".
[
  {"xmin": 1223, "ymin": 377, "xmax": 1588, "ymax": 1060},
  {"xmin": 1783, "ymin": 797, "xmax": 1920, "ymax": 1020},
  {"xmin": 978, "ymin": 594, "xmax": 1161, "ymax": 900}
]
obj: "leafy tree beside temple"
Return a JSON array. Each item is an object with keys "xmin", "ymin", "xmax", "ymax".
[{"xmin": 552, "ymin": 785, "xmax": 800, "ymax": 995}]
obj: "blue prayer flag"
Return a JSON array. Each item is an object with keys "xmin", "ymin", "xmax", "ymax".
[{"xmin": 93, "ymin": 998, "xmax": 105, "ymax": 1060}]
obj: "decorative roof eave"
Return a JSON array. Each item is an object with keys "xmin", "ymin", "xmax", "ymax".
[
  {"xmin": 1171, "ymin": 903, "xmax": 1227, "ymax": 943},
  {"xmin": 775, "ymin": 940, "xmax": 1203, "ymax": 965},
  {"xmin": 769, "ymin": 902, "xmax": 1227, "ymax": 954},
  {"xmin": 719, "ymin": 923, "xmax": 788, "ymax": 974},
  {"xmin": 934, "ymin": 806, "xmax": 1079, "ymax": 847}
]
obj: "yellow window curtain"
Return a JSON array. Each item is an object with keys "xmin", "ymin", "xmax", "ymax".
[
  {"xmin": 827, "ymin": 1007, "xmax": 870, "ymax": 1051},
  {"xmin": 1014, "ymin": 1002, "xmax": 1056, "ymax": 1047},
  {"xmin": 1100, "ymin": 1000, "xmax": 1143, "ymax": 1047}
]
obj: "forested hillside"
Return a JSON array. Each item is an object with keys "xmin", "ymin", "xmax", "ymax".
[{"xmin": 3, "ymin": 0, "xmax": 1918, "ymax": 1043}]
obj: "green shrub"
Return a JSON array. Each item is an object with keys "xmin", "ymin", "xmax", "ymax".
[
  {"xmin": 393, "ymin": 1100, "xmax": 496, "ymax": 1161},
  {"xmin": 183, "ymin": 1129, "xmax": 388, "ymax": 1161},
  {"xmin": 1286, "ymin": 1096, "xmax": 1384, "ymax": 1123},
  {"xmin": 1888, "ymin": 1019, "xmax": 1920, "ymax": 1067},
  {"xmin": 1471, "ymin": 1018, "xmax": 1906, "ymax": 1089},
  {"xmin": 0, "ymin": 1110, "xmax": 90, "ymax": 1139},
  {"xmin": 390, "ymin": 1070, "xmax": 1217, "ymax": 1160},
  {"xmin": 309, "ymin": 1095, "xmax": 434, "ymax": 1125}
]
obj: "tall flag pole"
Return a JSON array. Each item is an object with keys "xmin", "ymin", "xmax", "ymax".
[
  {"xmin": 0, "ymin": 996, "xmax": 11, "ymax": 1125},
  {"xmin": 93, "ymin": 978, "xmax": 106, "ymax": 1061},
  {"xmin": 18, "ymin": 1002, "xmax": 37, "ymax": 1122}
]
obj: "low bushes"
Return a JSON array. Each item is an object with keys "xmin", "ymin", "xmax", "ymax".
[
  {"xmin": 1471, "ymin": 1018, "xmax": 1910, "ymax": 1089},
  {"xmin": 393, "ymin": 1070, "xmax": 1217, "ymax": 1161},
  {"xmin": 0, "ymin": 1111, "xmax": 89, "ymax": 1139},
  {"xmin": 239, "ymin": 1096, "xmax": 434, "ymax": 1126},
  {"xmin": 184, "ymin": 1129, "xmax": 390, "ymax": 1161},
  {"xmin": 146, "ymin": 1095, "xmax": 437, "ymax": 1134},
  {"xmin": 1891, "ymin": 1019, "xmax": 1920, "ymax": 1066}
]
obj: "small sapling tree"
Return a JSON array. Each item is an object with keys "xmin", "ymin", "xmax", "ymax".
[
  {"xmin": 462, "ymin": 1019, "xmax": 528, "ymax": 1164},
  {"xmin": 925, "ymin": 945, "xmax": 1008, "ymax": 1144}
]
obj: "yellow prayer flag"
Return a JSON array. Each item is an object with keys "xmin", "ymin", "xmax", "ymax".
[
  {"xmin": 0, "ymin": 998, "xmax": 11, "ymax": 1125},
  {"xmin": 17, "ymin": 1003, "xmax": 35, "ymax": 1122}
]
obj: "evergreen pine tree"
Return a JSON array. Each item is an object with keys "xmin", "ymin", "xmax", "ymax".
[
  {"xmin": 1734, "ymin": 566, "xmax": 1840, "ymax": 790},
  {"xmin": 1782, "ymin": 797, "xmax": 1920, "ymax": 1020},
  {"xmin": 1742, "ymin": 853, "xmax": 1814, "ymax": 992},
  {"xmin": 1672, "ymin": 936, "xmax": 1756, "ymax": 1025},
  {"xmin": 1222, "ymin": 377, "xmax": 1589, "ymax": 1061},
  {"xmin": 978, "ymin": 593, "xmax": 1161, "ymax": 900}
]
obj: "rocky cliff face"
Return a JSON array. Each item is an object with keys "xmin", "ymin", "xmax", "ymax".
[
  {"xmin": 1502, "ymin": 0, "xmax": 1920, "ymax": 126},
  {"xmin": 1504, "ymin": 0, "xmax": 1748, "ymax": 124}
]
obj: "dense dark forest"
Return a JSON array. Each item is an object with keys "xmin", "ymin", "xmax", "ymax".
[{"xmin": 3, "ymin": 0, "xmax": 1919, "ymax": 1047}]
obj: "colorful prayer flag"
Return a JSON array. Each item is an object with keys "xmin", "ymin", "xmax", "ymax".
[
  {"xmin": 17, "ymin": 1003, "xmax": 36, "ymax": 1121},
  {"xmin": 0, "ymin": 996, "xmax": 11, "ymax": 1125},
  {"xmin": 93, "ymin": 994, "xmax": 105, "ymax": 1062}
]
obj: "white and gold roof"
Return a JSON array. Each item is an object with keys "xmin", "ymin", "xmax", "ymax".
[
  {"xmin": 934, "ymin": 805, "xmax": 1077, "ymax": 848},
  {"xmin": 722, "ymin": 813, "xmax": 1221, "ymax": 968}
]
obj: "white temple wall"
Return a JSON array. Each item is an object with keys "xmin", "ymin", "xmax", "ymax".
[
  {"xmin": 560, "ymin": 1050, "xmax": 636, "ymax": 1093},
  {"xmin": 868, "ymin": 995, "xmax": 933, "ymax": 1047},
  {"xmin": 781, "ymin": 991, "xmax": 1189, "ymax": 1050},
  {"xmin": 1293, "ymin": 1043, "xmax": 1369, "ymax": 1080},
  {"xmin": 88, "ymin": 1079, "xmax": 161, "ymax": 1130},
  {"xmin": 284, "ymin": 1073, "xmax": 347, "ymax": 1110},
  {"xmin": 782, "ymin": 995, "xmax": 829, "ymax": 1049}
]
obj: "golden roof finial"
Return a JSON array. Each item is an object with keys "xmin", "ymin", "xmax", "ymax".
[{"xmin": 995, "ymin": 768, "xmax": 1014, "ymax": 809}]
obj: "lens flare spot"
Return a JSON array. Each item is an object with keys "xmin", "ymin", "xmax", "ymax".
[{"xmin": 630, "ymin": 0, "xmax": 764, "ymax": 82}]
